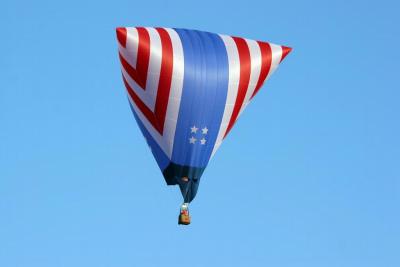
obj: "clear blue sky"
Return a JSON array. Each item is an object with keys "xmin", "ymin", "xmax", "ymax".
[{"xmin": 1, "ymin": 0, "xmax": 399, "ymax": 266}]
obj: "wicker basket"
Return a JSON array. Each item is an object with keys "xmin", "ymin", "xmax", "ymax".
[{"xmin": 178, "ymin": 213, "xmax": 191, "ymax": 225}]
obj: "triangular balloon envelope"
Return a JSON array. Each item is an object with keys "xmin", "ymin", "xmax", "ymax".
[{"xmin": 116, "ymin": 27, "xmax": 291, "ymax": 203}]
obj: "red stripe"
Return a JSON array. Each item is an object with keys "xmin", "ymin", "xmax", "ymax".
[
  {"xmin": 135, "ymin": 27, "xmax": 151, "ymax": 88},
  {"xmin": 120, "ymin": 28, "xmax": 174, "ymax": 135},
  {"xmin": 154, "ymin": 28, "xmax": 174, "ymax": 132},
  {"xmin": 116, "ymin": 27, "xmax": 127, "ymax": 47},
  {"xmin": 224, "ymin": 37, "xmax": 251, "ymax": 138},
  {"xmin": 251, "ymin": 41, "xmax": 272, "ymax": 99},
  {"xmin": 280, "ymin": 46, "xmax": 292, "ymax": 62},
  {"xmin": 118, "ymin": 27, "xmax": 150, "ymax": 89}
]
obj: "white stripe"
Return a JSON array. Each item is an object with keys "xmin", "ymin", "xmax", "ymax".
[
  {"xmin": 144, "ymin": 27, "xmax": 162, "ymax": 108},
  {"xmin": 237, "ymin": 39, "xmax": 261, "ymax": 117},
  {"xmin": 265, "ymin": 43, "xmax": 282, "ymax": 81},
  {"xmin": 118, "ymin": 27, "xmax": 138, "ymax": 69},
  {"xmin": 162, "ymin": 28, "xmax": 185, "ymax": 157},
  {"xmin": 211, "ymin": 35, "xmax": 240, "ymax": 157}
]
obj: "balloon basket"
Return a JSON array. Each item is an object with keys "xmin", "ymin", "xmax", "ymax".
[{"xmin": 178, "ymin": 213, "xmax": 191, "ymax": 225}]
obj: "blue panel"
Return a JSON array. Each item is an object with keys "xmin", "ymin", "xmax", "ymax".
[{"xmin": 171, "ymin": 29, "xmax": 229, "ymax": 168}]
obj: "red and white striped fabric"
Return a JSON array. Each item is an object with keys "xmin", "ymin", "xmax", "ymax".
[{"xmin": 211, "ymin": 34, "xmax": 291, "ymax": 156}]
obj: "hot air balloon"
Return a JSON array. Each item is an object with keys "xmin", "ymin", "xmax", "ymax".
[{"xmin": 116, "ymin": 27, "xmax": 291, "ymax": 225}]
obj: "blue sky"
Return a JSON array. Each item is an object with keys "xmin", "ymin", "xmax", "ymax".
[{"xmin": 1, "ymin": 0, "xmax": 399, "ymax": 266}]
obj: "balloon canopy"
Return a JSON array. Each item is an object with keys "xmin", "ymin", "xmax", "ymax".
[{"xmin": 116, "ymin": 27, "xmax": 291, "ymax": 203}]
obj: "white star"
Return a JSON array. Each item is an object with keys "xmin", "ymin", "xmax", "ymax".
[
  {"xmin": 190, "ymin": 125, "xmax": 198, "ymax": 133},
  {"xmin": 202, "ymin": 127, "xmax": 208, "ymax": 135},
  {"xmin": 189, "ymin": 136, "xmax": 197, "ymax": 144},
  {"xmin": 200, "ymin": 138, "xmax": 206, "ymax": 145}
]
